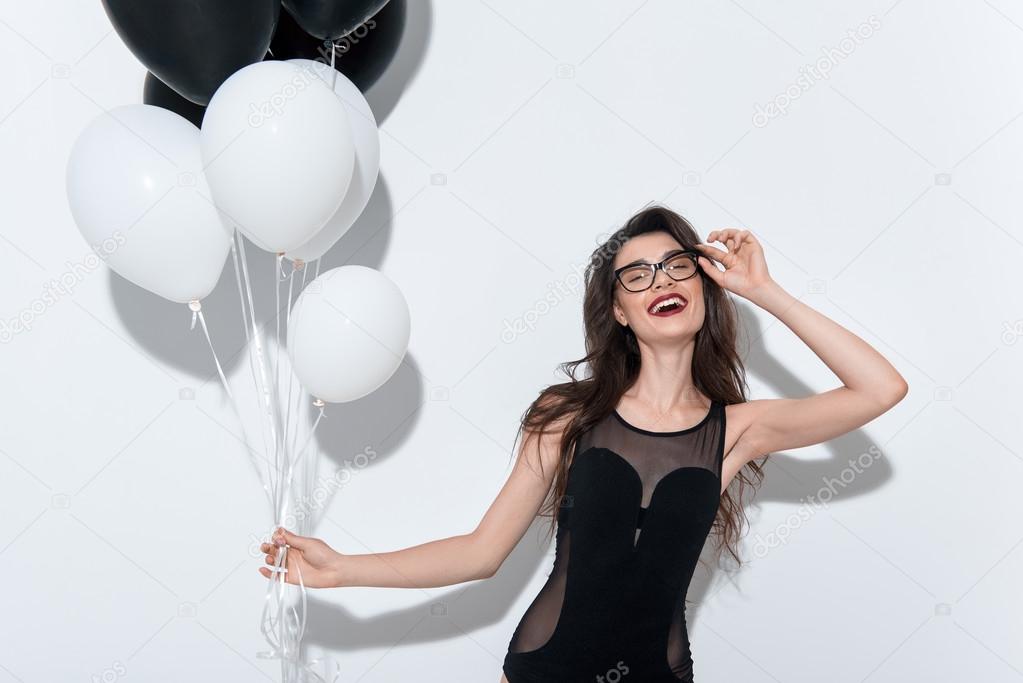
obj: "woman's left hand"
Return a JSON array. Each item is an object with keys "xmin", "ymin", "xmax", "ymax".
[{"xmin": 694, "ymin": 229, "xmax": 774, "ymax": 300}]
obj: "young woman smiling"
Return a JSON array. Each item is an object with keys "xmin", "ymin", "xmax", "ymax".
[{"xmin": 258, "ymin": 205, "xmax": 907, "ymax": 682}]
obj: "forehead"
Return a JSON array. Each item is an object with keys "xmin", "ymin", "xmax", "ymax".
[{"xmin": 613, "ymin": 232, "xmax": 684, "ymax": 268}]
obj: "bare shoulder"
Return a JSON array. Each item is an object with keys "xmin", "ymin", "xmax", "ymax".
[{"xmin": 517, "ymin": 391, "xmax": 578, "ymax": 477}]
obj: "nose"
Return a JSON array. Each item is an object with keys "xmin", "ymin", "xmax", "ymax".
[{"xmin": 651, "ymin": 266, "xmax": 675, "ymax": 289}]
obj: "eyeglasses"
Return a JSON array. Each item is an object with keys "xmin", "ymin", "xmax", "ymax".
[{"xmin": 614, "ymin": 250, "xmax": 700, "ymax": 292}]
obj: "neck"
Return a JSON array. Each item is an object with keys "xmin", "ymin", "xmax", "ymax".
[{"xmin": 625, "ymin": 339, "xmax": 704, "ymax": 414}]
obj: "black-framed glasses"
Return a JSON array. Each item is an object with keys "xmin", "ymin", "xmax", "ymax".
[{"xmin": 614, "ymin": 250, "xmax": 700, "ymax": 292}]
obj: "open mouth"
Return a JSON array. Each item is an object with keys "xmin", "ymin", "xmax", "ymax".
[{"xmin": 647, "ymin": 295, "xmax": 688, "ymax": 317}]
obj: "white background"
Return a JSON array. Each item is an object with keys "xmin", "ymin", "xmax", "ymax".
[{"xmin": 2, "ymin": 0, "xmax": 1022, "ymax": 681}]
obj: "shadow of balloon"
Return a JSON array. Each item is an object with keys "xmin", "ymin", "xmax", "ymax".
[
  {"xmin": 303, "ymin": 351, "xmax": 427, "ymax": 515},
  {"xmin": 267, "ymin": 0, "xmax": 431, "ymax": 125}
]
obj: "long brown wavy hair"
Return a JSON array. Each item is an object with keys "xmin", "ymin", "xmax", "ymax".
[{"xmin": 513, "ymin": 203, "xmax": 766, "ymax": 568}]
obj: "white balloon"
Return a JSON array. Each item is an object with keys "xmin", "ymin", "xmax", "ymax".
[
  {"xmin": 200, "ymin": 60, "xmax": 355, "ymax": 253},
  {"xmin": 65, "ymin": 104, "xmax": 232, "ymax": 303},
  {"xmin": 284, "ymin": 60, "xmax": 380, "ymax": 263},
  {"xmin": 288, "ymin": 266, "xmax": 410, "ymax": 403}
]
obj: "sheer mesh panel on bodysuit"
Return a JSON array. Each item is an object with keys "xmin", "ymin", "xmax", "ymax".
[
  {"xmin": 582, "ymin": 405, "xmax": 722, "ymax": 545},
  {"xmin": 506, "ymin": 401, "xmax": 723, "ymax": 660},
  {"xmin": 667, "ymin": 596, "xmax": 694, "ymax": 678},
  {"xmin": 507, "ymin": 523, "xmax": 571, "ymax": 653}
]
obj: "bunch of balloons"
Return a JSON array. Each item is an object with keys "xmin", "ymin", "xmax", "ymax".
[
  {"xmin": 64, "ymin": 3, "xmax": 409, "ymax": 678},
  {"xmin": 66, "ymin": 1, "xmax": 408, "ymax": 406}
]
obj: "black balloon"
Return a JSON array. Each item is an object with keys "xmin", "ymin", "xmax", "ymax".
[
  {"xmin": 282, "ymin": 0, "xmax": 390, "ymax": 41},
  {"xmin": 143, "ymin": 72, "xmax": 206, "ymax": 128},
  {"xmin": 102, "ymin": 0, "xmax": 282, "ymax": 105},
  {"xmin": 268, "ymin": 0, "xmax": 404, "ymax": 93}
]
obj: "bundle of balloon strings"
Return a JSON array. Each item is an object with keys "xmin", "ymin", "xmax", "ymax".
[{"xmin": 195, "ymin": 230, "xmax": 338, "ymax": 682}]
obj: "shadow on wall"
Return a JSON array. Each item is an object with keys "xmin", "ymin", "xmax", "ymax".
[{"xmin": 298, "ymin": 300, "xmax": 896, "ymax": 661}]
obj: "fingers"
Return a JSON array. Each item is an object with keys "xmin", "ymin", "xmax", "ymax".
[
  {"xmin": 707, "ymin": 229, "xmax": 740, "ymax": 245},
  {"xmin": 258, "ymin": 528, "xmax": 314, "ymax": 583},
  {"xmin": 259, "ymin": 565, "xmax": 295, "ymax": 584},
  {"xmin": 272, "ymin": 527, "xmax": 309, "ymax": 551},
  {"xmin": 259, "ymin": 547, "xmax": 293, "ymax": 583},
  {"xmin": 738, "ymin": 229, "xmax": 763, "ymax": 254},
  {"xmin": 260, "ymin": 543, "xmax": 289, "ymax": 568},
  {"xmin": 707, "ymin": 228, "xmax": 753, "ymax": 253},
  {"xmin": 697, "ymin": 255, "xmax": 724, "ymax": 286},
  {"xmin": 693, "ymin": 242, "xmax": 729, "ymax": 263},
  {"xmin": 264, "ymin": 546, "xmax": 287, "ymax": 571}
]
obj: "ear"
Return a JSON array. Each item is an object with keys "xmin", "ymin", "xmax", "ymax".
[{"xmin": 612, "ymin": 301, "xmax": 627, "ymax": 327}]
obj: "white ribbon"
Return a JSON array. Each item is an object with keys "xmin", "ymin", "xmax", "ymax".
[
  {"xmin": 189, "ymin": 300, "xmax": 233, "ymax": 400},
  {"xmin": 258, "ymin": 402, "xmax": 330, "ymax": 681},
  {"xmin": 228, "ymin": 230, "xmax": 336, "ymax": 680}
]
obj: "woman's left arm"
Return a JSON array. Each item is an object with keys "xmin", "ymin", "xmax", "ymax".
[{"xmin": 695, "ymin": 229, "xmax": 909, "ymax": 458}]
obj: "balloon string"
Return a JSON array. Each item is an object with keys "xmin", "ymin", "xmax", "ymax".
[
  {"xmin": 237, "ymin": 234, "xmax": 285, "ymax": 510},
  {"xmin": 233, "ymin": 232, "xmax": 280, "ymax": 506},
  {"xmin": 272, "ymin": 255, "xmax": 298, "ymax": 538},
  {"xmin": 189, "ymin": 302, "xmax": 233, "ymax": 400},
  {"xmin": 231, "ymin": 238, "xmax": 333, "ymax": 679},
  {"xmin": 274, "ymin": 252, "xmax": 284, "ymax": 523},
  {"xmin": 187, "ymin": 292, "xmax": 276, "ymax": 510},
  {"xmin": 280, "ymin": 402, "xmax": 326, "ymax": 523},
  {"xmin": 330, "ymin": 41, "xmax": 338, "ymax": 91},
  {"xmin": 283, "ymin": 264, "xmax": 301, "ymax": 482},
  {"xmin": 229, "ymin": 235, "xmax": 252, "ymax": 347},
  {"xmin": 281, "ymin": 403, "xmax": 325, "ymax": 644},
  {"xmin": 259, "ymin": 402, "xmax": 330, "ymax": 680},
  {"xmin": 267, "ymin": 254, "xmax": 288, "ymax": 683},
  {"xmin": 274, "ymin": 256, "xmax": 298, "ymax": 509},
  {"xmin": 294, "ymin": 264, "xmax": 312, "ymax": 531},
  {"xmin": 230, "ymin": 232, "xmax": 278, "ymax": 507}
]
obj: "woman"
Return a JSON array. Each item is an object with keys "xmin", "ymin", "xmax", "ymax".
[{"xmin": 258, "ymin": 206, "xmax": 908, "ymax": 682}]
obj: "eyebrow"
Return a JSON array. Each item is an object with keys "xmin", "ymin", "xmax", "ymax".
[{"xmin": 618, "ymin": 248, "xmax": 686, "ymax": 269}]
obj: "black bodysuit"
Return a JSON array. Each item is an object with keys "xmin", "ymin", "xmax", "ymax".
[{"xmin": 503, "ymin": 399, "xmax": 725, "ymax": 682}]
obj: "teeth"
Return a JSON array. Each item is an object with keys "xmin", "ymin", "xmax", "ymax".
[{"xmin": 650, "ymin": 296, "xmax": 686, "ymax": 313}]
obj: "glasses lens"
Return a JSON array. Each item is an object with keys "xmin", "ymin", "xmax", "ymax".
[
  {"xmin": 619, "ymin": 265, "xmax": 653, "ymax": 291},
  {"xmin": 664, "ymin": 253, "xmax": 696, "ymax": 280}
]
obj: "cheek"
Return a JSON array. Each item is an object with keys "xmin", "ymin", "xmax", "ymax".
[
  {"xmin": 692, "ymin": 300, "xmax": 707, "ymax": 325},
  {"xmin": 629, "ymin": 298, "xmax": 646, "ymax": 317},
  {"xmin": 617, "ymin": 295, "xmax": 644, "ymax": 320}
]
